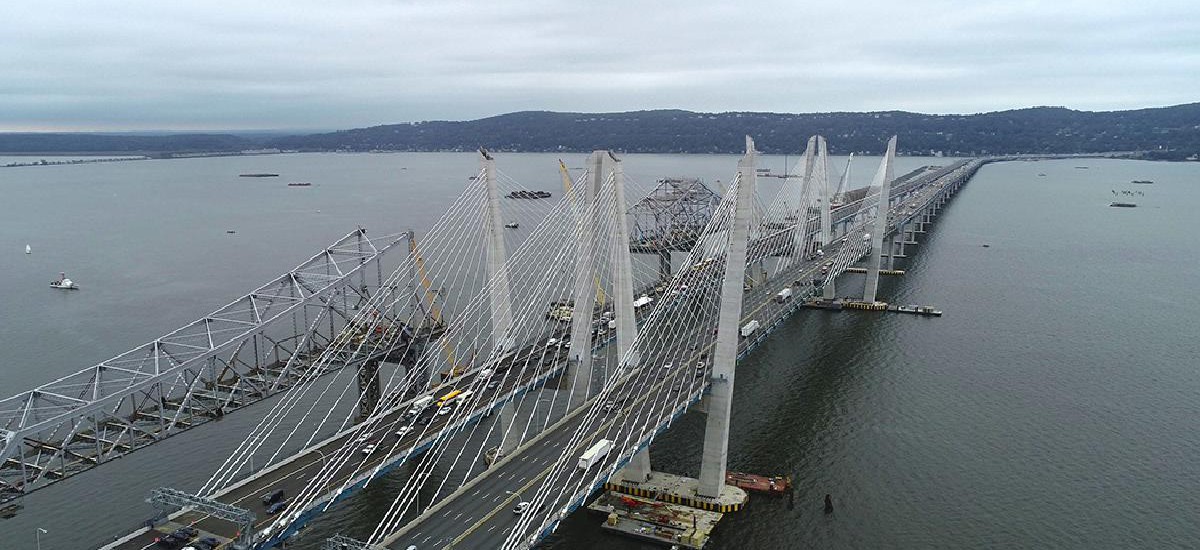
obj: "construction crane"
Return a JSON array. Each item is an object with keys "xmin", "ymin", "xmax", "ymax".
[{"xmin": 408, "ymin": 231, "xmax": 462, "ymax": 381}]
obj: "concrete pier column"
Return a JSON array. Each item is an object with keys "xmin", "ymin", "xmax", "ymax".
[
  {"xmin": 609, "ymin": 153, "xmax": 639, "ymax": 370},
  {"xmin": 497, "ymin": 400, "xmax": 521, "ymax": 456},
  {"xmin": 789, "ymin": 137, "xmax": 816, "ymax": 266},
  {"xmin": 565, "ymin": 152, "xmax": 608, "ymax": 406},
  {"xmin": 698, "ymin": 137, "xmax": 757, "ymax": 499},
  {"xmin": 863, "ymin": 137, "xmax": 897, "ymax": 304},
  {"xmin": 481, "ymin": 149, "xmax": 515, "ymax": 353},
  {"xmin": 816, "ymin": 136, "xmax": 832, "ymax": 254},
  {"xmin": 356, "ymin": 359, "xmax": 383, "ymax": 422},
  {"xmin": 621, "ymin": 448, "xmax": 652, "ymax": 484},
  {"xmin": 657, "ymin": 249, "xmax": 672, "ymax": 282}
]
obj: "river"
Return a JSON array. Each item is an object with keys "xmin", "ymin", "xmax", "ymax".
[{"xmin": 1, "ymin": 153, "xmax": 1197, "ymax": 549}]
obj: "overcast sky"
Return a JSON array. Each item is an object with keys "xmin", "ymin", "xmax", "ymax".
[{"xmin": 3, "ymin": 0, "xmax": 1198, "ymax": 131}]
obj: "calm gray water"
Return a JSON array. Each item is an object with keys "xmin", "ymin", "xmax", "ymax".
[{"xmin": 1, "ymin": 154, "xmax": 1198, "ymax": 549}]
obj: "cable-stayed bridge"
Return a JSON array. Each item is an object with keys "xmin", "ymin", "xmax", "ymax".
[{"xmin": 1, "ymin": 137, "xmax": 984, "ymax": 550}]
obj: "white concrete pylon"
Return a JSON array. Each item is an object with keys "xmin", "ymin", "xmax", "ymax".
[
  {"xmin": 608, "ymin": 152, "xmax": 639, "ymax": 369},
  {"xmin": 862, "ymin": 136, "xmax": 897, "ymax": 304},
  {"xmin": 481, "ymin": 148, "xmax": 516, "ymax": 352},
  {"xmin": 697, "ymin": 136, "xmax": 757, "ymax": 499},
  {"xmin": 565, "ymin": 151, "xmax": 608, "ymax": 406}
]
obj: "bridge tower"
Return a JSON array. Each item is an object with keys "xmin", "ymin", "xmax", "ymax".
[
  {"xmin": 481, "ymin": 148, "xmax": 515, "ymax": 352},
  {"xmin": 566, "ymin": 151, "xmax": 638, "ymax": 406},
  {"xmin": 862, "ymin": 137, "xmax": 897, "ymax": 304},
  {"xmin": 697, "ymin": 137, "xmax": 757, "ymax": 499}
]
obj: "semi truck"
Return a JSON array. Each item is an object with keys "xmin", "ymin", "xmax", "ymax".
[{"xmin": 577, "ymin": 439, "xmax": 614, "ymax": 470}]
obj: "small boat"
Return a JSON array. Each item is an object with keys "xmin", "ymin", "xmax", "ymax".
[
  {"xmin": 50, "ymin": 272, "xmax": 79, "ymax": 290},
  {"xmin": 1131, "ymin": 180, "xmax": 1154, "ymax": 184},
  {"xmin": 1109, "ymin": 202, "xmax": 1137, "ymax": 208},
  {"xmin": 239, "ymin": 173, "xmax": 279, "ymax": 177},
  {"xmin": 1037, "ymin": 173, "xmax": 1046, "ymax": 177},
  {"xmin": 287, "ymin": 182, "xmax": 312, "ymax": 187},
  {"xmin": 226, "ymin": 230, "xmax": 237, "ymax": 234},
  {"xmin": 25, "ymin": 244, "xmax": 31, "ymax": 254},
  {"xmin": 1074, "ymin": 166, "xmax": 1089, "ymax": 169},
  {"xmin": 504, "ymin": 222, "xmax": 519, "ymax": 229}
]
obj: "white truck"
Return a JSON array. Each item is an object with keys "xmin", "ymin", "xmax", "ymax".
[
  {"xmin": 577, "ymin": 439, "xmax": 614, "ymax": 470},
  {"xmin": 407, "ymin": 395, "xmax": 434, "ymax": 417},
  {"xmin": 774, "ymin": 288, "xmax": 793, "ymax": 303},
  {"xmin": 740, "ymin": 320, "xmax": 760, "ymax": 338},
  {"xmin": 632, "ymin": 295, "xmax": 654, "ymax": 309}
]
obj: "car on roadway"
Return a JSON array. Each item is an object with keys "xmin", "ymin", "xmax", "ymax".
[
  {"xmin": 396, "ymin": 426, "xmax": 413, "ymax": 438},
  {"xmin": 513, "ymin": 501, "xmax": 545, "ymax": 514},
  {"xmin": 262, "ymin": 489, "xmax": 285, "ymax": 506},
  {"xmin": 173, "ymin": 526, "xmax": 198, "ymax": 539},
  {"xmin": 437, "ymin": 406, "xmax": 453, "ymax": 416},
  {"xmin": 354, "ymin": 431, "xmax": 375, "ymax": 444},
  {"xmin": 362, "ymin": 442, "xmax": 379, "ymax": 456},
  {"xmin": 155, "ymin": 535, "xmax": 184, "ymax": 549},
  {"xmin": 266, "ymin": 500, "xmax": 288, "ymax": 515}
]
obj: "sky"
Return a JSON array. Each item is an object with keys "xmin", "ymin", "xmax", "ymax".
[{"xmin": 2, "ymin": 0, "xmax": 1198, "ymax": 132}]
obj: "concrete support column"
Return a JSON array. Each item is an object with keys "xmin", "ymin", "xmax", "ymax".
[
  {"xmin": 863, "ymin": 137, "xmax": 897, "ymax": 304},
  {"xmin": 565, "ymin": 152, "xmax": 607, "ymax": 406},
  {"xmin": 622, "ymin": 448, "xmax": 652, "ymax": 484},
  {"xmin": 698, "ymin": 137, "xmax": 757, "ymax": 499},
  {"xmin": 816, "ymin": 136, "xmax": 832, "ymax": 254},
  {"xmin": 657, "ymin": 249, "xmax": 672, "ymax": 282},
  {"xmin": 356, "ymin": 359, "xmax": 382, "ymax": 422},
  {"xmin": 609, "ymin": 153, "xmax": 639, "ymax": 370},
  {"xmin": 497, "ymin": 400, "xmax": 520, "ymax": 456},
  {"xmin": 482, "ymin": 149, "xmax": 514, "ymax": 353},
  {"xmin": 789, "ymin": 137, "xmax": 816, "ymax": 266}
]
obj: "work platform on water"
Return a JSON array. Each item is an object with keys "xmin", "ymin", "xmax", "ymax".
[{"xmin": 805, "ymin": 299, "xmax": 943, "ymax": 316}]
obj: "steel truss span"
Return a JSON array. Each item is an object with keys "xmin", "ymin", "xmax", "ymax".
[{"xmin": 0, "ymin": 229, "xmax": 415, "ymax": 502}]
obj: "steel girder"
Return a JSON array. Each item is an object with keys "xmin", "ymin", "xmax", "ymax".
[{"xmin": 0, "ymin": 229, "xmax": 410, "ymax": 502}]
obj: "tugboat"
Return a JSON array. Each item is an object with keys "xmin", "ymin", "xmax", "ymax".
[
  {"xmin": 50, "ymin": 272, "xmax": 79, "ymax": 290},
  {"xmin": 504, "ymin": 222, "xmax": 519, "ymax": 229}
]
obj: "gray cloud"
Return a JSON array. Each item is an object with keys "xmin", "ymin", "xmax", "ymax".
[{"xmin": 2, "ymin": 0, "xmax": 1197, "ymax": 130}]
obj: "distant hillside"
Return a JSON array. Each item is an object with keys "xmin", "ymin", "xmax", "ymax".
[
  {"xmin": 4, "ymin": 104, "xmax": 1199, "ymax": 158},
  {"xmin": 270, "ymin": 105, "xmax": 1200, "ymax": 158},
  {"xmin": 0, "ymin": 133, "xmax": 254, "ymax": 155}
]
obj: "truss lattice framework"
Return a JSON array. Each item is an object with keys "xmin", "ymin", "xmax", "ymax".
[
  {"xmin": 0, "ymin": 229, "xmax": 415, "ymax": 502},
  {"xmin": 629, "ymin": 177, "xmax": 723, "ymax": 252}
]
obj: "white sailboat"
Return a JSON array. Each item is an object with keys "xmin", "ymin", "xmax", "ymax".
[{"xmin": 25, "ymin": 244, "xmax": 31, "ymax": 254}]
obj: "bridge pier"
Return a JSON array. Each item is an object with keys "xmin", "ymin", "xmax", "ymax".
[
  {"xmin": 698, "ymin": 137, "xmax": 756, "ymax": 499},
  {"xmin": 620, "ymin": 448, "xmax": 652, "ymax": 484},
  {"xmin": 355, "ymin": 359, "xmax": 383, "ymax": 422},
  {"xmin": 565, "ymin": 152, "xmax": 604, "ymax": 407},
  {"xmin": 496, "ymin": 400, "xmax": 521, "ymax": 458},
  {"xmin": 482, "ymin": 149, "xmax": 515, "ymax": 355},
  {"xmin": 862, "ymin": 137, "xmax": 897, "ymax": 304},
  {"xmin": 657, "ymin": 249, "xmax": 672, "ymax": 282}
]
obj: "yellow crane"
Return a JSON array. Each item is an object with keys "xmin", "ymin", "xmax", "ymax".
[{"xmin": 408, "ymin": 232, "xmax": 463, "ymax": 380}]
